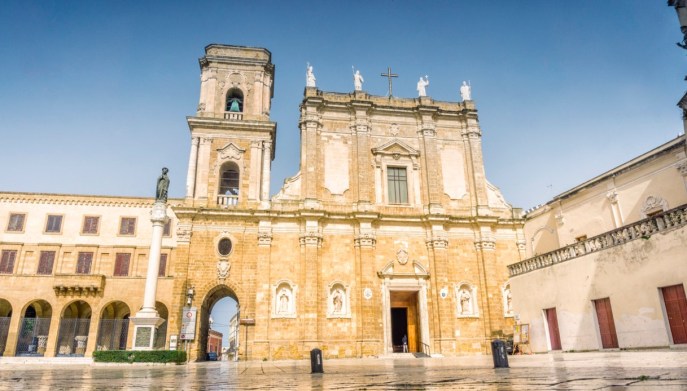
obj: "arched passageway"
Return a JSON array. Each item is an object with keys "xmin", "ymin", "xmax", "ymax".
[
  {"xmin": 16, "ymin": 300, "xmax": 52, "ymax": 356},
  {"xmin": 0, "ymin": 299, "xmax": 12, "ymax": 356},
  {"xmin": 56, "ymin": 301, "xmax": 91, "ymax": 356},
  {"xmin": 96, "ymin": 301, "xmax": 130, "ymax": 351},
  {"xmin": 199, "ymin": 285, "xmax": 239, "ymax": 361},
  {"xmin": 154, "ymin": 302, "xmax": 169, "ymax": 349}
]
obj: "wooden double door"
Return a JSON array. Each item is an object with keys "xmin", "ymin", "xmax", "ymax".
[
  {"xmin": 662, "ymin": 284, "xmax": 687, "ymax": 345},
  {"xmin": 594, "ymin": 298, "xmax": 619, "ymax": 349}
]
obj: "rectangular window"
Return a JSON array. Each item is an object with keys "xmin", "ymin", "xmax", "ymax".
[
  {"xmin": 76, "ymin": 252, "xmax": 93, "ymax": 274},
  {"xmin": 7, "ymin": 213, "xmax": 26, "ymax": 232},
  {"xmin": 82, "ymin": 216, "xmax": 100, "ymax": 235},
  {"xmin": 163, "ymin": 220, "xmax": 171, "ymax": 237},
  {"xmin": 387, "ymin": 167, "xmax": 408, "ymax": 204},
  {"xmin": 0, "ymin": 250, "xmax": 17, "ymax": 274},
  {"xmin": 37, "ymin": 251, "xmax": 56, "ymax": 275},
  {"xmin": 158, "ymin": 253, "xmax": 168, "ymax": 277},
  {"xmin": 45, "ymin": 215, "xmax": 63, "ymax": 233},
  {"xmin": 114, "ymin": 253, "xmax": 130, "ymax": 276},
  {"xmin": 119, "ymin": 217, "xmax": 137, "ymax": 236}
]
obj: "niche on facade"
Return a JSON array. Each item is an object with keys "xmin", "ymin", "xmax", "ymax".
[
  {"xmin": 214, "ymin": 234, "xmax": 235, "ymax": 280},
  {"xmin": 326, "ymin": 282, "xmax": 351, "ymax": 318},
  {"xmin": 272, "ymin": 280, "xmax": 297, "ymax": 319},
  {"xmin": 502, "ymin": 283, "xmax": 513, "ymax": 317},
  {"xmin": 455, "ymin": 282, "xmax": 479, "ymax": 318}
]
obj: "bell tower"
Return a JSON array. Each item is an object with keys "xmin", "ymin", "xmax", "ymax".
[{"xmin": 185, "ymin": 44, "xmax": 276, "ymax": 209}]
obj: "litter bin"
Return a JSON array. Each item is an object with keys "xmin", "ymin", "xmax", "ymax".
[
  {"xmin": 310, "ymin": 348, "xmax": 324, "ymax": 373},
  {"xmin": 491, "ymin": 339, "xmax": 509, "ymax": 368}
]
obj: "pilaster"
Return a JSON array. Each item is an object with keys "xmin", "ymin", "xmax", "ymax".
[
  {"xmin": 352, "ymin": 101, "xmax": 374, "ymax": 204},
  {"xmin": 417, "ymin": 105, "xmax": 444, "ymax": 213},
  {"xmin": 298, "ymin": 218, "xmax": 322, "ymax": 355},
  {"xmin": 462, "ymin": 111, "xmax": 490, "ymax": 215}
]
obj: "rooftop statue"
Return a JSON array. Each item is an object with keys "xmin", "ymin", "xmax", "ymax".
[
  {"xmin": 306, "ymin": 62, "xmax": 316, "ymax": 87},
  {"xmin": 353, "ymin": 68, "xmax": 364, "ymax": 91},
  {"xmin": 417, "ymin": 75, "xmax": 429, "ymax": 97},
  {"xmin": 460, "ymin": 81, "xmax": 472, "ymax": 101}
]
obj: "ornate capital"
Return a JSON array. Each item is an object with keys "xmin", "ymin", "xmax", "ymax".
[
  {"xmin": 516, "ymin": 240, "xmax": 527, "ymax": 252},
  {"xmin": 258, "ymin": 230, "xmax": 273, "ymax": 246},
  {"xmin": 419, "ymin": 123, "xmax": 436, "ymax": 137},
  {"xmin": 354, "ymin": 231, "xmax": 376, "ymax": 248},
  {"xmin": 555, "ymin": 213, "xmax": 565, "ymax": 226},
  {"xmin": 150, "ymin": 202, "xmax": 169, "ymax": 224},
  {"xmin": 301, "ymin": 113, "xmax": 321, "ymax": 127},
  {"xmin": 426, "ymin": 236, "xmax": 449, "ymax": 249},
  {"xmin": 474, "ymin": 240, "xmax": 495, "ymax": 251},
  {"xmin": 677, "ymin": 161, "xmax": 687, "ymax": 176},
  {"xmin": 606, "ymin": 191, "xmax": 618, "ymax": 204},
  {"xmin": 299, "ymin": 230, "xmax": 323, "ymax": 247}
]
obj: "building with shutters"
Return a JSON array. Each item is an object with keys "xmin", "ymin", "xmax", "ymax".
[{"xmin": 509, "ymin": 135, "xmax": 687, "ymax": 352}]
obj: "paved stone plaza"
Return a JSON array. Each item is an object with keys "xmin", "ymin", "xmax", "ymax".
[{"xmin": 0, "ymin": 350, "xmax": 686, "ymax": 390}]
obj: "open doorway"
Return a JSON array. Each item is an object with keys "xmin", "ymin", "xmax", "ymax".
[
  {"xmin": 390, "ymin": 291, "xmax": 419, "ymax": 353},
  {"xmin": 200, "ymin": 285, "xmax": 239, "ymax": 361}
]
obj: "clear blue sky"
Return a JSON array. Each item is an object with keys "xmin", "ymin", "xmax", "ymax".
[
  {"xmin": 0, "ymin": 0, "xmax": 682, "ymax": 348},
  {"xmin": 0, "ymin": 1, "xmax": 681, "ymax": 210}
]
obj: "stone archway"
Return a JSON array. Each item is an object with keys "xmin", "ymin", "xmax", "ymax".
[
  {"xmin": 96, "ymin": 301, "xmax": 131, "ymax": 351},
  {"xmin": 0, "ymin": 299, "xmax": 11, "ymax": 356},
  {"xmin": 198, "ymin": 284, "xmax": 240, "ymax": 361},
  {"xmin": 56, "ymin": 300, "xmax": 92, "ymax": 357},
  {"xmin": 16, "ymin": 300, "xmax": 52, "ymax": 356}
]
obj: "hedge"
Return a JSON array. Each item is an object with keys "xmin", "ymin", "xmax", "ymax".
[{"xmin": 93, "ymin": 350, "xmax": 187, "ymax": 364}]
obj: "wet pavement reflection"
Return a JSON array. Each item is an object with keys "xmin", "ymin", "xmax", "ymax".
[{"xmin": 0, "ymin": 350, "xmax": 686, "ymax": 390}]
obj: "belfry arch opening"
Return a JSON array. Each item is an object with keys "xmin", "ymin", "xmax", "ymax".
[
  {"xmin": 199, "ymin": 285, "xmax": 239, "ymax": 361},
  {"xmin": 225, "ymin": 88, "xmax": 244, "ymax": 113}
]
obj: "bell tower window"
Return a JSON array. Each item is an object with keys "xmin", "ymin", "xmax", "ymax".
[
  {"xmin": 218, "ymin": 162, "xmax": 240, "ymax": 207},
  {"xmin": 225, "ymin": 88, "xmax": 244, "ymax": 112}
]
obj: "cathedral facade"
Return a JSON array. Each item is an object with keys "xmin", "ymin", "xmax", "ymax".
[{"xmin": 0, "ymin": 44, "xmax": 524, "ymax": 361}]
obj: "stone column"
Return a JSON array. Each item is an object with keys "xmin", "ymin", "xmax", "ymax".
[
  {"xmin": 260, "ymin": 141, "xmax": 272, "ymax": 208},
  {"xmin": 130, "ymin": 201, "xmax": 169, "ymax": 350},
  {"xmin": 185, "ymin": 137, "xmax": 200, "ymax": 201}
]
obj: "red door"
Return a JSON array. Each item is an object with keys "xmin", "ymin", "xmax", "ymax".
[
  {"xmin": 594, "ymin": 298, "xmax": 619, "ymax": 348},
  {"xmin": 661, "ymin": 284, "xmax": 687, "ymax": 344},
  {"xmin": 545, "ymin": 308, "xmax": 562, "ymax": 350}
]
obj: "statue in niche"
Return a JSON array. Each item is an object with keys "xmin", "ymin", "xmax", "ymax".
[
  {"xmin": 353, "ymin": 68, "xmax": 364, "ymax": 91},
  {"xmin": 277, "ymin": 287, "xmax": 292, "ymax": 314},
  {"xmin": 331, "ymin": 287, "xmax": 344, "ymax": 313},
  {"xmin": 506, "ymin": 288, "xmax": 513, "ymax": 313},
  {"xmin": 460, "ymin": 81, "xmax": 472, "ymax": 101},
  {"xmin": 306, "ymin": 63, "xmax": 316, "ymax": 87},
  {"xmin": 459, "ymin": 288, "xmax": 472, "ymax": 315},
  {"xmin": 416, "ymin": 75, "xmax": 429, "ymax": 97},
  {"xmin": 155, "ymin": 167, "xmax": 170, "ymax": 203}
]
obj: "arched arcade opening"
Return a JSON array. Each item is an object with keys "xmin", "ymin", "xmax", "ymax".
[
  {"xmin": 199, "ymin": 285, "xmax": 239, "ymax": 361},
  {"xmin": 96, "ymin": 301, "xmax": 130, "ymax": 351},
  {"xmin": 56, "ymin": 300, "xmax": 91, "ymax": 356},
  {"xmin": 0, "ymin": 299, "xmax": 11, "ymax": 356},
  {"xmin": 16, "ymin": 300, "xmax": 52, "ymax": 356}
]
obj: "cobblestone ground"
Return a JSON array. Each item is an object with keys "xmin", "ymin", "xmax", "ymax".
[{"xmin": 0, "ymin": 351, "xmax": 686, "ymax": 390}]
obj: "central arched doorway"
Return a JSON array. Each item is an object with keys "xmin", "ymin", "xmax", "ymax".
[{"xmin": 199, "ymin": 285, "xmax": 239, "ymax": 361}]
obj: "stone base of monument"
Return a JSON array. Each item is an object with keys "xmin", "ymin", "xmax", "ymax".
[{"xmin": 131, "ymin": 309, "xmax": 165, "ymax": 351}]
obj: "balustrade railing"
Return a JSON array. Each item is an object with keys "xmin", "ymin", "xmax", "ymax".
[
  {"xmin": 217, "ymin": 194, "xmax": 238, "ymax": 207},
  {"xmin": 224, "ymin": 112, "xmax": 243, "ymax": 120},
  {"xmin": 421, "ymin": 342, "xmax": 431, "ymax": 357},
  {"xmin": 509, "ymin": 203, "xmax": 687, "ymax": 277}
]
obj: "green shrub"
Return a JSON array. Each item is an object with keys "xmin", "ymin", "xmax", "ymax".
[{"xmin": 93, "ymin": 350, "xmax": 187, "ymax": 364}]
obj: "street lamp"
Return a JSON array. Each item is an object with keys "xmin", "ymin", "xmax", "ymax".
[
  {"xmin": 670, "ymin": 0, "xmax": 687, "ymax": 49},
  {"xmin": 186, "ymin": 286, "xmax": 195, "ymax": 306}
]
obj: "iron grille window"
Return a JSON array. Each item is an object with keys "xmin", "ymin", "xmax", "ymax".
[
  {"xmin": 387, "ymin": 167, "xmax": 408, "ymax": 204},
  {"xmin": 158, "ymin": 253, "xmax": 168, "ymax": 277},
  {"xmin": 219, "ymin": 169, "xmax": 239, "ymax": 196},
  {"xmin": 76, "ymin": 252, "xmax": 93, "ymax": 274},
  {"xmin": 82, "ymin": 216, "xmax": 99, "ymax": 234},
  {"xmin": 45, "ymin": 215, "xmax": 63, "ymax": 233},
  {"xmin": 0, "ymin": 250, "xmax": 17, "ymax": 274},
  {"xmin": 7, "ymin": 213, "xmax": 26, "ymax": 232},
  {"xmin": 119, "ymin": 218, "xmax": 136, "ymax": 236},
  {"xmin": 37, "ymin": 251, "xmax": 56, "ymax": 275},
  {"xmin": 113, "ymin": 253, "xmax": 130, "ymax": 276}
]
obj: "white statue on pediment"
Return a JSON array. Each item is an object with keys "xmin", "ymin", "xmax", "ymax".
[
  {"xmin": 460, "ymin": 81, "xmax": 471, "ymax": 101},
  {"xmin": 417, "ymin": 75, "xmax": 429, "ymax": 97},
  {"xmin": 353, "ymin": 68, "xmax": 364, "ymax": 91},
  {"xmin": 306, "ymin": 63, "xmax": 316, "ymax": 87}
]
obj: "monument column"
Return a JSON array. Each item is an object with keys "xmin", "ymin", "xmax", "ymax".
[{"xmin": 131, "ymin": 168, "xmax": 170, "ymax": 350}]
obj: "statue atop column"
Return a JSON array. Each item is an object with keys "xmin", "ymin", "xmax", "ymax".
[
  {"xmin": 460, "ymin": 81, "xmax": 472, "ymax": 101},
  {"xmin": 155, "ymin": 167, "xmax": 170, "ymax": 203},
  {"xmin": 417, "ymin": 75, "xmax": 429, "ymax": 97},
  {"xmin": 353, "ymin": 67, "xmax": 364, "ymax": 91},
  {"xmin": 306, "ymin": 62, "xmax": 316, "ymax": 88}
]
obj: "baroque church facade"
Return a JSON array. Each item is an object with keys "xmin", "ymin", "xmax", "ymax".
[{"xmin": 0, "ymin": 44, "xmax": 524, "ymax": 360}]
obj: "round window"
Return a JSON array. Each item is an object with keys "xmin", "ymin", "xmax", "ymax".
[{"xmin": 218, "ymin": 238, "xmax": 232, "ymax": 256}]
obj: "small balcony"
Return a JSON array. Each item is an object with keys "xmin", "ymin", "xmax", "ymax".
[
  {"xmin": 224, "ymin": 112, "xmax": 243, "ymax": 120},
  {"xmin": 217, "ymin": 194, "xmax": 238, "ymax": 208},
  {"xmin": 53, "ymin": 274, "xmax": 106, "ymax": 296}
]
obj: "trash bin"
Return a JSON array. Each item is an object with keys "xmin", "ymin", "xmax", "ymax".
[
  {"xmin": 491, "ymin": 339, "xmax": 509, "ymax": 368},
  {"xmin": 310, "ymin": 348, "xmax": 324, "ymax": 373}
]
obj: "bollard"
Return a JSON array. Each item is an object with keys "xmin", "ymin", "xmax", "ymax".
[
  {"xmin": 491, "ymin": 339, "xmax": 509, "ymax": 368},
  {"xmin": 310, "ymin": 348, "xmax": 324, "ymax": 373}
]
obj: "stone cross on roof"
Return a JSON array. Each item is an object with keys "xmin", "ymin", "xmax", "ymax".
[{"xmin": 380, "ymin": 67, "xmax": 398, "ymax": 97}]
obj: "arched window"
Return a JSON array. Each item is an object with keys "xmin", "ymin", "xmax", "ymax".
[
  {"xmin": 225, "ymin": 88, "xmax": 244, "ymax": 113},
  {"xmin": 218, "ymin": 162, "xmax": 239, "ymax": 206}
]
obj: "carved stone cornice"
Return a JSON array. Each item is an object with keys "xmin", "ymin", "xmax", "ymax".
[
  {"xmin": 299, "ymin": 230, "xmax": 323, "ymax": 247},
  {"xmin": 354, "ymin": 231, "xmax": 376, "ymax": 248}
]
